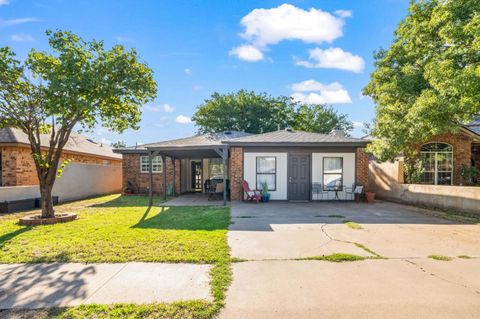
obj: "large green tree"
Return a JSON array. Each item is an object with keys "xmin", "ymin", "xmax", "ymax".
[
  {"xmin": 0, "ymin": 30, "xmax": 157, "ymax": 218},
  {"xmin": 192, "ymin": 90, "xmax": 352, "ymax": 134},
  {"xmin": 364, "ymin": 0, "xmax": 480, "ymax": 163}
]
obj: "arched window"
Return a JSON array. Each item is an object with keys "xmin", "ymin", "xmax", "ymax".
[{"xmin": 420, "ymin": 143, "xmax": 453, "ymax": 185}]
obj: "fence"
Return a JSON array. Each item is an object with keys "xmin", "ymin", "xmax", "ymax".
[
  {"xmin": 0, "ymin": 163, "xmax": 122, "ymax": 203},
  {"xmin": 369, "ymin": 160, "xmax": 480, "ymax": 214}
]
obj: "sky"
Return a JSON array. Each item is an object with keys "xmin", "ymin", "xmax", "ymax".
[{"xmin": 0, "ymin": 0, "xmax": 410, "ymax": 146}]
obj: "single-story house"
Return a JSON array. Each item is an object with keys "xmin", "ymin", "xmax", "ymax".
[
  {"xmin": 114, "ymin": 128, "xmax": 370, "ymax": 203},
  {"xmin": 0, "ymin": 127, "xmax": 122, "ymax": 187}
]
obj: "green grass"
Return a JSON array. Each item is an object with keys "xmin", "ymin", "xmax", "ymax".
[
  {"xmin": 298, "ymin": 253, "xmax": 366, "ymax": 262},
  {"xmin": 458, "ymin": 255, "xmax": 472, "ymax": 259},
  {"xmin": 0, "ymin": 195, "xmax": 230, "ymax": 263},
  {"xmin": 354, "ymin": 243, "xmax": 385, "ymax": 259},
  {"xmin": 428, "ymin": 254, "xmax": 453, "ymax": 261},
  {"xmin": 343, "ymin": 220, "xmax": 363, "ymax": 230},
  {"xmin": 0, "ymin": 194, "xmax": 234, "ymax": 318}
]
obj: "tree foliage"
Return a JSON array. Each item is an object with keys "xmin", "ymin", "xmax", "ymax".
[
  {"xmin": 363, "ymin": 0, "xmax": 480, "ymax": 162},
  {"xmin": 192, "ymin": 90, "xmax": 352, "ymax": 134},
  {"xmin": 0, "ymin": 30, "xmax": 157, "ymax": 217}
]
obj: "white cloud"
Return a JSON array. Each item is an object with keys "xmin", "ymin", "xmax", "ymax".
[
  {"xmin": 229, "ymin": 45, "xmax": 264, "ymax": 61},
  {"xmin": 162, "ymin": 103, "xmax": 175, "ymax": 112},
  {"xmin": 192, "ymin": 85, "xmax": 202, "ymax": 91},
  {"xmin": 230, "ymin": 4, "xmax": 351, "ymax": 62},
  {"xmin": 175, "ymin": 115, "xmax": 194, "ymax": 124},
  {"xmin": 290, "ymin": 80, "xmax": 352, "ymax": 104},
  {"xmin": 100, "ymin": 137, "xmax": 112, "ymax": 145},
  {"xmin": 296, "ymin": 47, "xmax": 365, "ymax": 73},
  {"xmin": 143, "ymin": 105, "xmax": 161, "ymax": 112},
  {"xmin": 0, "ymin": 17, "xmax": 39, "ymax": 26},
  {"xmin": 11, "ymin": 33, "xmax": 33, "ymax": 42},
  {"xmin": 184, "ymin": 68, "xmax": 192, "ymax": 75},
  {"xmin": 334, "ymin": 10, "xmax": 352, "ymax": 18},
  {"xmin": 240, "ymin": 4, "xmax": 347, "ymax": 47},
  {"xmin": 353, "ymin": 121, "xmax": 364, "ymax": 128},
  {"xmin": 0, "ymin": 0, "xmax": 9, "ymax": 6}
]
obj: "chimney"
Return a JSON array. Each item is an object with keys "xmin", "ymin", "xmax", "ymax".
[{"xmin": 330, "ymin": 128, "xmax": 346, "ymax": 137}]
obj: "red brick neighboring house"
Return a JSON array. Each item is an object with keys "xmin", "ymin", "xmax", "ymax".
[
  {"xmin": 0, "ymin": 128, "xmax": 122, "ymax": 187},
  {"xmin": 114, "ymin": 129, "xmax": 370, "ymax": 202},
  {"xmin": 414, "ymin": 124, "xmax": 480, "ymax": 185}
]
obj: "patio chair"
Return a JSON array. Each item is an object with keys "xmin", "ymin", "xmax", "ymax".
[
  {"xmin": 312, "ymin": 182, "xmax": 329, "ymax": 200},
  {"xmin": 207, "ymin": 181, "xmax": 224, "ymax": 201},
  {"xmin": 346, "ymin": 184, "xmax": 364, "ymax": 201},
  {"xmin": 242, "ymin": 180, "xmax": 262, "ymax": 203}
]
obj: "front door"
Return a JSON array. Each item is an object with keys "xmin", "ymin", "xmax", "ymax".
[
  {"xmin": 288, "ymin": 154, "xmax": 311, "ymax": 201},
  {"xmin": 191, "ymin": 161, "xmax": 202, "ymax": 191}
]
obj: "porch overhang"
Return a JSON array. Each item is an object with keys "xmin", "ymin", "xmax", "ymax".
[
  {"xmin": 145, "ymin": 145, "xmax": 229, "ymax": 206},
  {"xmin": 144, "ymin": 145, "xmax": 228, "ymax": 159}
]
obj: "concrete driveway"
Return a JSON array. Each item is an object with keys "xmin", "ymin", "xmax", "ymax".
[{"xmin": 222, "ymin": 201, "xmax": 480, "ymax": 318}]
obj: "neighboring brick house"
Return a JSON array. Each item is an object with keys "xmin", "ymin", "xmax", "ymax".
[
  {"xmin": 114, "ymin": 129, "xmax": 370, "ymax": 202},
  {"xmin": 368, "ymin": 122, "xmax": 480, "ymax": 186},
  {"xmin": 0, "ymin": 128, "xmax": 122, "ymax": 187}
]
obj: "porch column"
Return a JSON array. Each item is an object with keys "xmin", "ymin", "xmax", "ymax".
[
  {"xmin": 148, "ymin": 151, "xmax": 154, "ymax": 207},
  {"xmin": 162, "ymin": 154, "xmax": 167, "ymax": 201},
  {"xmin": 172, "ymin": 157, "xmax": 176, "ymax": 196},
  {"xmin": 221, "ymin": 148, "xmax": 228, "ymax": 206}
]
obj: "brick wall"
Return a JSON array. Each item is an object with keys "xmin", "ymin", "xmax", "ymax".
[
  {"xmin": 229, "ymin": 147, "xmax": 244, "ymax": 201},
  {"xmin": 122, "ymin": 153, "xmax": 180, "ymax": 195},
  {"xmin": 0, "ymin": 145, "xmax": 122, "ymax": 186},
  {"xmin": 356, "ymin": 148, "xmax": 369, "ymax": 191},
  {"xmin": 416, "ymin": 133, "xmax": 472, "ymax": 185}
]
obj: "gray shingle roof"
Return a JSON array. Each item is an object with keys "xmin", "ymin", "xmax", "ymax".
[
  {"xmin": 225, "ymin": 129, "xmax": 369, "ymax": 146},
  {"xmin": 465, "ymin": 119, "xmax": 480, "ymax": 136},
  {"xmin": 0, "ymin": 127, "xmax": 121, "ymax": 159},
  {"xmin": 117, "ymin": 131, "xmax": 252, "ymax": 152}
]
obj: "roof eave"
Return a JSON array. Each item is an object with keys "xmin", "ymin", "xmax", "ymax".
[{"xmin": 224, "ymin": 141, "xmax": 370, "ymax": 147}]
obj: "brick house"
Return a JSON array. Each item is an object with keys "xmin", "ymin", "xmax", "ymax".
[
  {"xmin": 114, "ymin": 129, "xmax": 370, "ymax": 203},
  {"xmin": 0, "ymin": 128, "xmax": 122, "ymax": 187}
]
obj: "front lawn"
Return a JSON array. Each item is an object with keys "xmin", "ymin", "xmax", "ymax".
[{"xmin": 0, "ymin": 194, "xmax": 230, "ymax": 264}]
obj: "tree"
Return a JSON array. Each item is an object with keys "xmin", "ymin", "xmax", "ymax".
[
  {"xmin": 363, "ymin": 0, "xmax": 480, "ymax": 165},
  {"xmin": 192, "ymin": 90, "xmax": 352, "ymax": 134},
  {"xmin": 192, "ymin": 90, "xmax": 296, "ymax": 134},
  {"xmin": 111, "ymin": 140, "xmax": 127, "ymax": 149},
  {"xmin": 0, "ymin": 30, "xmax": 157, "ymax": 218},
  {"xmin": 292, "ymin": 104, "xmax": 353, "ymax": 134}
]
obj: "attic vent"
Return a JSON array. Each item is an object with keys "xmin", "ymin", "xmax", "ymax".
[
  {"xmin": 285, "ymin": 127, "xmax": 294, "ymax": 132},
  {"xmin": 224, "ymin": 131, "xmax": 232, "ymax": 135},
  {"xmin": 86, "ymin": 139, "xmax": 98, "ymax": 144}
]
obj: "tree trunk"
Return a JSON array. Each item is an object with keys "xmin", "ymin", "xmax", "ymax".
[{"xmin": 39, "ymin": 180, "xmax": 55, "ymax": 218}]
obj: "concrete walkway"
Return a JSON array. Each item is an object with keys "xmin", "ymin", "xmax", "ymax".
[{"xmin": 0, "ymin": 262, "xmax": 212, "ymax": 309}]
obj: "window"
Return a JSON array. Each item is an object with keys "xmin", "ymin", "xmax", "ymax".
[
  {"xmin": 420, "ymin": 143, "xmax": 453, "ymax": 185},
  {"xmin": 323, "ymin": 157, "xmax": 343, "ymax": 190},
  {"xmin": 256, "ymin": 157, "xmax": 276, "ymax": 190},
  {"xmin": 140, "ymin": 155, "xmax": 163, "ymax": 173},
  {"xmin": 208, "ymin": 158, "xmax": 225, "ymax": 179}
]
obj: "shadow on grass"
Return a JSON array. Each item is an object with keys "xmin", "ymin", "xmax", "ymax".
[
  {"xmin": 90, "ymin": 195, "xmax": 163, "ymax": 208},
  {"xmin": 132, "ymin": 206, "xmax": 230, "ymax": 231},
  {"xmin": 0, "ymin": 227, "xmax": 31, "ymax": 249}
]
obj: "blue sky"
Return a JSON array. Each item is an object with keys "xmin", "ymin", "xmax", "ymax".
[{"xmin": 0, "ymin": 0, "xmax": 410, "ymax": 145}]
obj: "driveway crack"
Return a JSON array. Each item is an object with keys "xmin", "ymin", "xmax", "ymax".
[{"xmin": 403, "ymin": 259, "xmax": 480, "ymax": 295}]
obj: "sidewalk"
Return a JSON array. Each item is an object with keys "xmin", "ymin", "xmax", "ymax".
[{"xmin": 0, "ymin": 262, "xmax": 212, "ymax": 309}]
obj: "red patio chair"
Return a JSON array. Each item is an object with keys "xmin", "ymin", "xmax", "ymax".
[{"xmin": 242, "ymin": 180, "xmax": 262, "ymax": 203}]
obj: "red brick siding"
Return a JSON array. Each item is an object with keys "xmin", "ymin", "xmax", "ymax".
[
  {"xmin": 416, "ymin": 133, "xmax": 472, "ymax": 185},
  {"xmin": 0, "ymin": 145, "xmax": 121, "ymax": 186},
  {"xmin": 229, "ymin": 147, "xmax": 244, "ymax": 201},
  {"xmin": 122, "ymin": 154, "xmax": 180, "ymax": 195},
  {"xmin": 356, "ymin": 148, "xmax": 369, "ymax": 190}
]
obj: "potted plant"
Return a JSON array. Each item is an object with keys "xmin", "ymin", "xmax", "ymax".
[
  {"xmin": 365, "ymin": 191, "xmax": 376, "ymax": 203},
  {"xmin": 260, "ymin": 181, "xmax": 270, "ymax": 202}
]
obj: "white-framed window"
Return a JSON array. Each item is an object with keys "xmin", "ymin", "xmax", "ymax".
[
  {"xmin": 256, "ymin": 157, "xmax": 276, "ymax": 190},
  {"xmin": 140, "ymin": 155, "xmax": 163, "ymax": 173},
  {"xmin": 323, "ymin": 157, "xmax": 343, "ymax": 190},
  {"xmin": 420, "ymin": 143, "xmax": 453, "ymax": 185}
]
